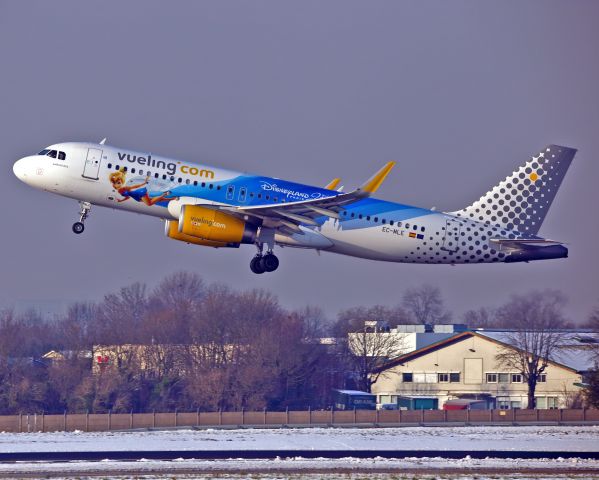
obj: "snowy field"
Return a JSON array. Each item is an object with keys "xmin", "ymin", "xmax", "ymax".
[
  {"xmin": 1, "ymin": 426, "xmax": 598, "ymax": 478},
  {"xmin": 0, "ymin": 425, "xmax": 598, "ymax": 453}
]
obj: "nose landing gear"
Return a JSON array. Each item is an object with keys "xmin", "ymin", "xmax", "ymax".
[{"xmin": 72, "ymin": 201, "xmax": 91, "ymax": 234}]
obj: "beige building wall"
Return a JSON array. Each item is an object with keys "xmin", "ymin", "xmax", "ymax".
[{"xmin": 372, "ymin": 335, "xmax": 584, "ymax": 409}]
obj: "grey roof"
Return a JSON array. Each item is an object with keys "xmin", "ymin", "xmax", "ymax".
[
  {"xmin": 475, "ymin": 330, "xmax": 598, "ymax": 372},
  {"xmin": 334, "ymin": 389, "xmax": 375, "ymax": 396}
]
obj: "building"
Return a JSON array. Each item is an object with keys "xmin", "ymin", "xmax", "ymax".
[
  {"xmin": 348, "ymin": 322, "xmax": 468, "ymax": 357},
  {"xmin": 371, "ymin": 330, "xmax": 597, "ymax": 410}
]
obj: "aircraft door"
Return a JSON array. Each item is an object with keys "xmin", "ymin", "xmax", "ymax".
[
  {"xmin": 441, "ymin": 218, "xmax": 461, "ymax": 252},
  {"xmin": 83, "ymin": 148, "xmax": 103, "ymax": 180}
]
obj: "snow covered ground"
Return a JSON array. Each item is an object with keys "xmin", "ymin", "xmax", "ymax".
[
  {"xmin": 0, "ymin": 456, "xmax": 597, "ymax": 479},
  {"xmin": 0, "ymin": 425, "xmax": 598, "ymax": 453},
  {"xmin": 0, "ymin": 426, "xmax": 597, "ymax": 479}
]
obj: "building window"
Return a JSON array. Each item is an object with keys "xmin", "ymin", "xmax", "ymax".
[
  {"xmin": 538, "ymin": 374, "xmax": 547, "ymax": 383},
  {"xmin": 449, "ymin": 372, "xmax": 460, "ymax": 383},
  {"xmin": 511, "ymin": 373, "xmax": 523, "ymax": 383},
  {"xmin": 498, "ymin": 398, "xmax": 510, "ymax": 410},
  {"xmin": 498, "ymin": 373, "xmax": 510, "ymax": 383},
  {"xmin": 402, "ymin": 373, "xmax": 413, "ymax": 383},
  {"xmin": 438, "ymin": 373, "xmax": 449, "ymax": 383},
  {"xmin": 486, "ymin": 373, "xmax": 498, "ymax": 383},
  {"xmin": 413, "ymin": 373, "xmax": 437, "ymax": 383}
]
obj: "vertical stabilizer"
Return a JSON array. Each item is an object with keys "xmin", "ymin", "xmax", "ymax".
[{"xmin": 451, "ymin": 145, "xmax": 576, "ymax": 235}]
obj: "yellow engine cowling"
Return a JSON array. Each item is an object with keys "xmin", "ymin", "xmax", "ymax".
[
  {"xmin": 178, "ymin": 205, "xmax": 257, "ymax": 244},
  {"xmin": 164, "ymin": 220, "xmax": 239, "ymax": 248}
]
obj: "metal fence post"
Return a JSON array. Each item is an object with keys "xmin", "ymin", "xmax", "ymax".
[
  {"xmin": 286, "ymin": 407, "xmax": 289, "ymax": 425},
  {"xmin": 583, "ymin": 407, "xmax": 587, "ymax": 422},
  {"xmin": 108, "ymin": 410, "xmax": 112, "ymax": 431},
  {"xmin": 535, "ymin": 408, "xmax": 539, "ymax": 422},
  {"xmin": 41, "ymin": 411, "xmax": 45, "ymax": 432},
  {"xmin": 443, "ymin": 409, "xmax": 447, "ymax": 423},
  {"xmin": 63, "ymin": 410, "xmax": 67, "ymax": 431},
  {"xmin": 375, "ymin": 407, "xmax": 379, "ymax": 425},
  {"xmin": 175, "ymin": 409, "xmax": 178, "ymax": 427},
  {"xmin": 263, "ymin": 408, "xmax": 266, "ymax": 425},
  {"xmin": 130, "ymin": 410, "xmax": 133, "ymax": 429},
  {"xmin": 398, "ymin": 408, "xmax": 402, "ymax": 424},
  {"xmin": 153, "ymin": 410, "xmax": 156, "ymax": 429},
  {"xmin": 420, "ymin": 408, "xmax": 425, "ymax": 426},
  {"xmin": 241, "ymin": 407, "xmax": 245, "ymax": 426},
  {"xmin": 466, "ymin": 408, "xmax": 470, "ymax": 425},
  {"xmin": 219, "ymin": 409, "xmax": 222, "ymax": 426},
  {"xmin": 308, "ymin": 406, "xmax": 311, "ymax": 425},
  {"xmin": 197, "ymin": 408, "xmax": 200, "ymax": 427},
  {"xmin": 85, "ymin": 411, "xmax": 89, "ymax": 432},
  {"xmin": 353, "ymin": 407, "xmax": 357, "ymax": 425},
  {"xmin": 559, "ymin": 408, "xmax": 563, "ymax": 424},
  {"xmin": 18, "ymin": 413, "xmax": 22, "ymax": 433}
]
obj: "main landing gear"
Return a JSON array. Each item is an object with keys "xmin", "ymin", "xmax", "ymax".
[
  {"xmin": 250, "ymin": 244, "xmax": 279, "ymax": 274},
  {"xmin": 72, "ymin": 201, "xmax": 91, "ymax": 234}
]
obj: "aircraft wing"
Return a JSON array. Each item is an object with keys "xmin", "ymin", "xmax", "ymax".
[{"xmin": 220, "ymin": 161, "xmax": 396, "ymax": 234}]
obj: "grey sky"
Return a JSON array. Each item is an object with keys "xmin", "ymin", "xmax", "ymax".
[{"xmin": 1, "ymin": 1, "xmax": 597, "ymax": 322}]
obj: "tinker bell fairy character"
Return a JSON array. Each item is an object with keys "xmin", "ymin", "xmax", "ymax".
[{"xmin": 109, "ymin": 169, "xmax": 177, "ymax": 206}]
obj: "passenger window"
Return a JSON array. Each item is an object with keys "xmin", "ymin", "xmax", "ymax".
[
  {"xmin": 366, "ymin": 216, "xmax": 371, "ymax": 221},
  {"xmin": 201, "ymin": 182, "xmax": 206, "ymax": 187},
  {"xmin": 108, "ymin": 163, "xmax": 112, "ymax": 169},
  {"xmin": 155, "ymin": 173, "xmax": 159, "ymax": 179},
  {"xmin": 162, "ymin": 174, "xmax": 167, "ymax": 180},
  {"xmin": 217, "ymin": 185, "xmax": 222, "ymax": 190},
  {"xmin": 186, "ymin": 179, "xmax": 190, "ymax": 185},
  {"xmin": 413, "ymin": 225, "xmax": 418, "ymax": 230},
  {"xmin": 226, "ymin": 185, "xmax": 235, "ymax": 201},
  {"xmin": 131, "ymin": 168, "xmax": 136, "ymax": 174},
  {"xmin": 421, "ymin": 226, "xmax": 425, "ymax": 232},
  {"xmin": 58, "ymin": 151, "xmax": 66, "ymax": 160},
  {"xmin": 178, "ymin": 178, "xmax": 182, "ymax": 183},
  {"xmin": 193, "ymin": 180, "xmax": 198, "ymax": 186},
  {"xmin": 209, "ymin": 184, "xmax": 213, "ymax": 189},
  {"xmin": 239, "ymin": 187, "xmax": 247, "ymax": 202},
  {"xmin": 374, "ymin": 217, "xmax": 378, "ymax": 222},
  {"xmin": 390, "ymin": 220, "xmax": 394, "ymax": 226}
]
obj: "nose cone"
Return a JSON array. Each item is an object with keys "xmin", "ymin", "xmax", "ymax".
[{"xmin": 13, "ymin": 158, "xmax": 27, "ymax": 181}]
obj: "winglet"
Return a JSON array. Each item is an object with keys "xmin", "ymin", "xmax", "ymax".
[
  {"xmin": 99, "ymin": 137, "xmax": 107, "ymax": 145},
  {"xmin": 324, "ymin": 178, "xmax": 341, "ymax": 190},
  {"xmin": 358, "ymin": 161, "xmax": 396, "ymax": 194}
]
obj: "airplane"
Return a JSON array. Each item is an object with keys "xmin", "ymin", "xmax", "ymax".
[{"xmin": 12, "ymin": 140, "xmax": 575, "ymax": 273}]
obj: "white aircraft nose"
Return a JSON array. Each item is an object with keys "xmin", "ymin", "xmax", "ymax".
[{"xmin": 13, "ymin": 157, "xmax": 27, "ymax": 180}]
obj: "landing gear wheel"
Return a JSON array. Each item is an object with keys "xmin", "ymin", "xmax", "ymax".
[
  {"xmin": 250, "ymin": 256, "xmax": 266, "ymax": 274},
  {"xmin": 260, "ymin": 253, "xmax": 279, "ymax": 272},
  {"xmin": 72, "ymin": 222, "xmax": 85, "ymax": 234}
]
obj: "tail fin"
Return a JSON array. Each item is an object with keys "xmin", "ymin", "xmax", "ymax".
[{"xmin": 451, "ymin": 145, "xmax": 576, "ymax": 235}]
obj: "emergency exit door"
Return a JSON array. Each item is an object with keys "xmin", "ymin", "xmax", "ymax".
[{"xmin": 83, "ymin": 148, "xmax": 103, "ymax": 180}]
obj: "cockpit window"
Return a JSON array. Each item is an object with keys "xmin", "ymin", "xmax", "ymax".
[
  {"xmin": 38, "ymin": 149, "xmax": 50, "ymax": 156},
  {"xmin": 47, "ymin": 150, "xmax": 57, "ymax": 158},
  {"xmin": 58, "ymin": 151, "xmax": 66, "ymax": 160}
]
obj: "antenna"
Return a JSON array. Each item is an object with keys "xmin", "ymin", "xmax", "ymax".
[{"xmin": 99, "ymin": 138, "xmax": 107, "ymax": 145}]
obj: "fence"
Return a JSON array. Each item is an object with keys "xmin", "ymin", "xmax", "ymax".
[{"xmin": 1, "ymin": 408, "xmax": 598, "ymax": 433}]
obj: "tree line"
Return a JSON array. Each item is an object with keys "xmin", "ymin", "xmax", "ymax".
[{"xmin": 0, "ymin": 273, "xmax": 597, "ymax": 413}]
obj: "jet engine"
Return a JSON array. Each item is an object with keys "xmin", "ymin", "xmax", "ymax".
[
  {"xmin": 164, "ymin": 220, "xmax": 239, "ymax": 248},
  {"xmin": 178, "ymin": 205, "xmax": 257, "ymax": 244}
]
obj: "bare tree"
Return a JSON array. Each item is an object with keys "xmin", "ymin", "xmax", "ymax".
[
  {"xmin": 463, "ymin": 307, "xmax": 497, "ymax": 329},
  {"xmin": 402, "ymin": 284, "xmax": 451, "ymax": 325},
  {"xmin": 346, "ymin": 325, "xmax": 408, "ymax": 392},
  {"xmin": 333, "ymin": 304, "xmax": 411, "ymax": 336},
  {"xmin": 494, "ymin": 290, "xmax": 566, "ymax": 409}
]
